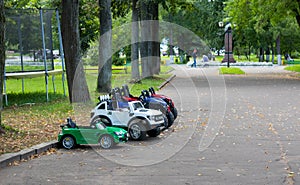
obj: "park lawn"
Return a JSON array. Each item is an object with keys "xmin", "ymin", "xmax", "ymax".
[
  {"xmin": 0, "ymin": 65, "xmax": 173, "ymax": 155},
  {"xmin": 219, "ymin": 67, "xmax": 245, "ymax": 75},
  {"xmin": 284, "ymin": 64, "xmax": 300, "ymax": 72}
]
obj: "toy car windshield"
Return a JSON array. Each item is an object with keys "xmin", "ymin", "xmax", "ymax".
[
  {"xmin": 132, "ymin": 102, "xmax": 143, "ymax": 110},
  {"xmin": 95, "ymin": 122, "xmax": 106, "ymax": 129}
]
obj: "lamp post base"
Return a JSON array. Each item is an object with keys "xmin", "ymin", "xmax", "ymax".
[{"xmin": 221, "ymin": 54, "xmax": 236, "ymax": 63}]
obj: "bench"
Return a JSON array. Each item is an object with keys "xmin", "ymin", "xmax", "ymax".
[
  {"xmin": 85, "ymin": 67, "xmax": 127, "ymax": 74},
  {"xmin": 112, "ymin": 67, "xmax": 127, "ymax": 74}
]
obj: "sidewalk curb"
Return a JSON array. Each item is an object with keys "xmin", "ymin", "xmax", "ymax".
[
  {"xmin": 0, "ymin": 140, "xmax": 58, "ymax": 168},
  {"xmin": 158, "ymin": 74, "xmax": 176, "ymax": 89}
]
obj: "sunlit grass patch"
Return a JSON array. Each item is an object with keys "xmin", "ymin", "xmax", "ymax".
[
  {"xmin": 284, "ymin": 65, "xmax": 300, "ymax": 72},
  {"xmin": 219, "ymin": 67, "xmax": 245, "ymax": 75}
]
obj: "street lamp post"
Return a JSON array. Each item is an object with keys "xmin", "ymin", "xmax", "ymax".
[
  {"xmin": 227, "ymin": 28, "xmax": 230, "ymax": 68},
  {"xmin": 220, "ymin": 23, "xmax": 235, "ymax": 67}
]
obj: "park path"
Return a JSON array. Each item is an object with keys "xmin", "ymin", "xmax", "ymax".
[{"xmin": 0, "ymin": 65, "xmax": 300, "ymax": 185}]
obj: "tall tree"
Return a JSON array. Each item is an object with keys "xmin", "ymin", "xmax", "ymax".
[
  {"xmin": 0, "ymin": 0, "xmax": 5, "ymax": 133},
  {"xmin": 139, "ymin": 0, "xmax": 161, "ymax": 78},
  {"xmin": 150, "ymin": 0, "xmax": 160, "ymax": 75},
  {"xmin": 226, "ymin": 0, "xmax": 300, "ymax": 59},
  {"xmin": 97, "ymin": 0, "xmax": 112, "ymax": 93},
  {"xmin": 61, "ymin": 0, "xmax": 90, "ymax": 102},
  {"xmin": 131, "ymin": 0, "xmax": 140, "ymax": 81},
  {"xmin": 140, "ymin": 0, "xmax": 151, "ymax": 78}
]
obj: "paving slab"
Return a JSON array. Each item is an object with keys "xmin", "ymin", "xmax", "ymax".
[{"xmin": 0, "ymin": 65, "xmax": 299, "ymax": 185}]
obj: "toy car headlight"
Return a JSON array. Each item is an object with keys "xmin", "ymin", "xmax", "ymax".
[
  {"xmin": 114, "ymin": 131, "xmax": 124, "ymax": 136},
  {"xmin": 154, "ymin": 115, "xmax": 164, "ymax": 121},
  {"xmin": 147, "ymin": 115, "xmax": 155, "ymax": 120},
  {"xmin": 148, "ymin": 115, "xmax": 163, "ymax": 121}
]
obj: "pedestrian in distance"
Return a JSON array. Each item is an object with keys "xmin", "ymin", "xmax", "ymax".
[{"xmin": 192, "ymin": 48, "xmax": 197, "ymax": 67}]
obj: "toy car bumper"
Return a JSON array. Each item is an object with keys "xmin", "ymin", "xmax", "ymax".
[
  {"xmin": 149, "ymin": 122, "xmax": 165, "ymax": 130},
  {"xmin": 119, "ymin": 137, "xmax": 128, "ymax": 142}
]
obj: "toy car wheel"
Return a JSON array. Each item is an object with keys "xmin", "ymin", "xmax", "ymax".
[
  {"xmin": 166, "ymin": 111, "xmax": 175, "ymax": 128},
  {"xmin": 61, "ymin": 135, "xmax": 76, "ymax": 149},
  {"xmin": 129, "ymin": 121, "xmax": 146, "ymax": 141},
  {"xmin": 147, "ymin": 127, "xmax": 161, "ymax": 137},
  {"xmin": 99, "ymin": 134, "xmax": 114, "ymax": 149},
  {"xmin": 172, "ymin": 107, "xmax": 178, "ymax": 119}
]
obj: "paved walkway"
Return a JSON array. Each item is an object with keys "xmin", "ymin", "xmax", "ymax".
[
  {"xmin": 0, "ymin": 65, "xmax": 299, "ymax": 185},
  {"xmin": 238, "ymin": 65, "xmax": 292, "ymax": 74}
]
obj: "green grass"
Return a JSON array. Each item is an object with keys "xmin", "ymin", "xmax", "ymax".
[
  {"xmin": 5, "ymin": 74, "xmax": 65, "ymax": 94},
  {"xmin": 4, "ymin": 65, "xmax": 173, "ymax": 106},
  {"xmin": 219, "ymin": 67, "xmax": 245, "ymax": 75},
  {"xmin": 85, "ymin": 65, "xmax": 173, "ymax": 101},
  {"xmin": 1, "ymin": 64, "xmax": 174, "ymax": 153},
  {"xmin": 284, "ymin": 64, "xmax": 300, "ymax": 72},
  {"xmin": 5, "ymin": 65, "xmax": 55, "ymax": 72}
]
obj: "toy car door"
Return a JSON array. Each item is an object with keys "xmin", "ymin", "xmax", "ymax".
[
  {"xmin": 79, "ymin": 127, "xmax": 100, "ymax": 144},
  {"xmin": 110, "ymin": 108, "xmax": 130, "ymax": 127}
]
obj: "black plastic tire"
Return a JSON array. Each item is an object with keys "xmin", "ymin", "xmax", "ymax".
[
  {"xmin": 166, "ymin": 111, "xmax": 175, "ymax": 128},
  {"xmin": 147, "ymin": 127, "xmax": 161, "ymax": 137},
  {"xmin": 128, "ymin": 121, "xmax": 147, "ymax": 141},
  {"xmin": 172, "ymin": 107, "xmax": 178, "ymax": 120},
  {"xmin": 61, "ymin": 135, "xmax": 76, "ymax": 149}
]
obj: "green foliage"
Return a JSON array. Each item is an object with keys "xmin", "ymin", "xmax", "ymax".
[
  {"xmin": 112, "ymin": 53, "xmax": 125, "ymax": 66},
  {"xmin": 225, "ymin": 0, "xmax": 300, "ymax": 57},
  {"xmin": 83, "ymin": 39, "xmax": 127, "ymax": 66},
  {"xmin": 111, "ymin": 0, "xmax": 131, "ymax": 19},
  {"xmin": 5, "ymin": 0, "xmax": 99, "ymax": 54},
  {"xmin": 161, "ymin": 0, "xmax": 225, "ymax": 51},
  {"xmin": 219, "ymin": 67, "xmax": 245, "ymax": 75},
  {"xmin": 83, "ymin": 40, "xmax": 99, "ymax": 66},
  {"xmin": 79, "ymin": 0, "xmax": 100, "ymax": 53}
]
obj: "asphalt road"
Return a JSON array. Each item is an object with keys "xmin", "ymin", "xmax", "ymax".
[{"xmin": 0, "ymin": 65, "xmax": 300, "ymax": 185}]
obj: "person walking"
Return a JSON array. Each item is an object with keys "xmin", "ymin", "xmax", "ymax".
[{"xmin": 192, "ymin": 48, "xmax": 197, "ymax": 67}]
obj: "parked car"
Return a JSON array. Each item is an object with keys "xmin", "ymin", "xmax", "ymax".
[
  {"xmin": 120, "ymin": 85, "xmax": 174, "ymax": 128},
  {"xmin": 58, "ymin": 118, "xmax": 128, "ymax": 149},
  {"xmin": 90, "ymin": 100, "xmax": 165, "ymax": 141},
  {"xmin": 149, "ymin": 87, "xmax": 178, "ymax": 119},
  {"xmin": 35, "ymin": 49, "xmax": 59, "ymax": 60}
]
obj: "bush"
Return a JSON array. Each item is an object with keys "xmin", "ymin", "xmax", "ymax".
[
  {"xmin": 112, "ymin": 54, "xmax": 125, "ymax": 66},
  {"xmin": 83, "ymin": 40, "xmax": 127, "ymax": 66},
  {"xmin": 83, "ymin": 41, "xmax": 98, "ymax": 66}
]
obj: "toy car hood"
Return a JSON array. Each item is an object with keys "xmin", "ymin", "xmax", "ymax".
[
  {"xmin": 137, "ymin": 108, "xmax": 163, "ymax": 116},
  {"xmin": 106, "ymin": 126, "xmax": 127, "ymax": 134}
]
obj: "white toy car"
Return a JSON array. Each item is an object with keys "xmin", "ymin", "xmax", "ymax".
[{"xmin": 90, "ymin": 100, "xmax": 165, "ymax": 140}]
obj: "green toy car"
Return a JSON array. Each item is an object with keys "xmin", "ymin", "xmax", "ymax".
[{"xmin": 58, "ymin": 118, "xmax": 128, "ymax": 149}]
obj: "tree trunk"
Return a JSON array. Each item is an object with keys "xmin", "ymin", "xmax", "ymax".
[
  {"xmin": 131, "ymin": 0, "xmax": 140, "ymax": 82},
  {"xmin": 259, "ymin": 47, "xmax": 263, "ymax": 62},
  {"xmin": 271, "ymin": 44, "xmax": 275, "ymax": 63},
  {"xmin": 140, "ymin": 0, "xmax": 151, "ymax": 78},
  {"xmin": 61, "ymin": 0, "xmax": 90, "ymax": 103},
  {"xmin": 248, "ymin": 44, "xmax": 251, "ymax": 61},
  {"xmin": 292, "ymin": 1, "xmax": 300, "ymax": 27},
  {"xmin": 0, "ymin": 0, "xmax": 5, "ymax": 133},
  {"xmin": 140, "ymin": 0, "xmax": 160, "ymax": 78},
  {"xmin": 151, "ymin": 1, "xmax": 160, "ymax": 75},
  {"xmin": 276, "ymin": 35, "xmax": 281, "ymax": 65},
  {"xmin": 97, "ymin": 0, "xmax": 112, "ymax": 93}
]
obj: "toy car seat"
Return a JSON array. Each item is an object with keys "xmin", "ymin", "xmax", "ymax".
[{"xmin": 67, "ymin": 118, "xmax": 76, "ymax": 128}]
